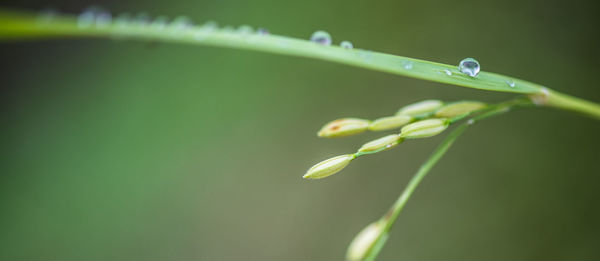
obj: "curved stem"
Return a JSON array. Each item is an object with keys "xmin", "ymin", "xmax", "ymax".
[
  {"xmin": 382, "ymin": 124, "xmax": 467, "ymax": 230},
  {"xmin": 368, "ymin": 100, "xmax": 525, "ymax": 260}
]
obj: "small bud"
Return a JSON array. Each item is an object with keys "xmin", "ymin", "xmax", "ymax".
[
  {"xmin": 318, "ymin": 118, "xmax": 371, "ymax": 138},
  {"xmin": 346, "ymin": 221, "xmax": 387, "ymax": 261},
  {"xmin": 434, "ymin": 101, "xmax": 486, "ymax": 118},
  {"xmin": 400, "ymin": 118, "xmax": 449, "ymax": 139},
  {"xmin": 396, "ymin": 99, "xmax": 444, "ymax": 116},
  {"xmin": 368, "ymin": 115, "xmax": 412, "ymax": 131},
  {"xmin": 303, "ymin": 154, "xmax": 355, "ymax": 179},
  {"xmin": 358, "ymin": 134, "xmax": 401, "ymax": 152}
]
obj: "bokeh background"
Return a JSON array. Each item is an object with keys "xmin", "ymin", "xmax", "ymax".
[{"xmin": 1, "ymin": 0, "xmax": 600, "ymax": 260}]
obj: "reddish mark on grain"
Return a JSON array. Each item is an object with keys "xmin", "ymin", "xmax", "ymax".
[{"xmin": 384, "ymin": 209, "xmax": 393, "ymax": 220}]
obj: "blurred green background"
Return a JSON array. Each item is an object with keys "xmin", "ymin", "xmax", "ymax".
[{"xmin": 1, "ymin": 0, "xmax": 600, "ymax": 260}]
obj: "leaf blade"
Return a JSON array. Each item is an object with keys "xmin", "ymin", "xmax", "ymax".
[{"xmin": 0, "ymin": 9, "xmax": 543, "ymax": 94}]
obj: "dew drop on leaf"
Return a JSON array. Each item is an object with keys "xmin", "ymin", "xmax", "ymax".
[
  {"xmin": 77, "ymin": 7, "xmax": 97, "ymax": 28},
  {"xmin": 237, "ymin": 25, "xmax": 254, "ymax": 35},
  {"xmin": 506, "ymin": 79, "xmax": 515, "ymax": 88},
  {"xmin": 115, "ymin": 13, "xmax": 131, "ymax": 28},
  {"xmin": 458, "ymin": 58, "xmax": 480, "ymax": 77},
  {"xmin": 37, "ymin": 8, "xmax": 58, "ymax": 25},
  {"xmin": 310, "ymin": 31, "xmax": 332, "ymax": 46},
  {"xmin": 444, "ymin": 69, "xmax": 452, "ymax": 75},
  {"xmin": 170, "ymin": 16, "xmax": 193, "ymax": 31},
  {"xmin": 95, "ymin": 11, "xmax": 112, "ymax": 28},
  {"xmin": 340, "ymin": 41, "xmax": 353, "ymax": 49},
  {"xmin": 78, "ymin": 7, "xmax": 111, "ymax": 29},
  {"xmin": 134, "ymin": 12, "xmax": 151, "ymax": 26},
  {"xmin": 150, "ymin": 16, "xmax": 169, "ymax": 30},
  {"xmin": 257, "ymin": 28, "xmax": 270, "ymax": 35},
  {"xmin": 202, "ymin": 21, "xmax": 218, "ymax": 31}
]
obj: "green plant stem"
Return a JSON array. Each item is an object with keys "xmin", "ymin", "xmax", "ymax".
[
  {"xmin": 2, "ymin": 9, "xmax": 600, "ymax": 119},
  {"xmin": 381, "ymin": 124, "xmax": 467, "ymax": 231},
  {"xmin": 369, "ymin": 100, "xmax": 525, "ymax": 260},
  {"xmin": 542, "ymin": 89, "xmax": 600, "ymax": 120}
]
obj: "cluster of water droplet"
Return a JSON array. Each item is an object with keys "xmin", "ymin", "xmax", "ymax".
[
  {"xmin": 309, "ymin": 31, "xmax": 356, "ymax": 50},
  {"xmin": 37, "ymin": 8, "xmax": 59, "ymax": 24},
  {"xmin": 44, "ymin": 8, "xmax": 368, "ymax": 52},
  {"xmin": 36, "ymin": 6, "xmax": 276, "ymax": 42},
  {"xmin": 77, "ymin": 7, "xmax": 112, "ymax": 28},
  {"xmin": 52, "ymin": 7, "xmax": 522, "ymax": 88},
  {"xmin": 40, "ymin": 8, "xmax": 523, "ymax": 90}
]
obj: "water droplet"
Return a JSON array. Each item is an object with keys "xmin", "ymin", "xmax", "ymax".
[
  {"xmin": 506, "ymin": 79, "xmax": 515, "ymax": 88},
  {"xmin": 37, "ymin": 8, "xmax": 58, "ymax": 25},
  {"xmin": 444, "ymin": 69, "xmax": 452, "ymax": 75},
  {"xmin": 151, "ymin": 16, "xmax": 169, "ymax": 30},
  {"xmin": 237, "ymin": 25, "xmax": 254, "ymax": 35},
  {"xmin": 77, "ymin": 7, "xmax": 112, "ymax": 29},
  {"xmin": 115, "ymin": 13, "xmax": 131, "ymax": 28},
  {"xmin": 340, "ymin": 41, "xmax": 353, "ymax": 49},
  {"xmin": 170, "ymin": 16, "xmax": 193, "ymax": 32},
  {"xmin": 202, "ymin": 21, "xmax": 218, "ymax": 31},
  {"xmin": 96, "ymin": 13, "xmax": 112, "ymax": 28},
  {"xmin": 257, "ymin": 28, "xmax": 269, "ymax": 35},
  {"xmin": 402, "ymin": 60, "xmax": 413, "ymax": 70},
  {"xmin": 194, "ymin": 21, "xmax": 216, "ymax": 41},
  {"xmin": 77, "ymin": 7, "xmax": 97, "ymax": 28},
  {"xmin": 134, "ymin": 12, "xmax": 151, "ymax": 26},
  {"xmin": 310, "ymin": 30, "xmax": 332, "ymax": 46},
  {"xmin": 458, "ymin": 58, "xmax": 480, "ymax": 77}
]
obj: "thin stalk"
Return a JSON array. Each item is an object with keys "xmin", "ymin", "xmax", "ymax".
[
  {"xmin": 381, "ymin": 124, "xmax": 467, "ymax": 232},
  {"xmin": 2, "ymin": 9, "xmax": 599, "ymax": 119},
  {"xmin": 540, "ymin": 89, "xmax": 600, "ymax": 120},
  {"xmin": 369, "ymin": 100, "xmax": 527, "ymax": 260}
]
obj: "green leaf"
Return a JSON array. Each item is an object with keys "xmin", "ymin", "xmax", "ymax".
[
  {"xmin": 0, "ymin": 9, "xmax": 543, "ymax": 94},
  {"xmin": 2, "ymin": 9, "xmax": 599, "ymax": 118}
]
